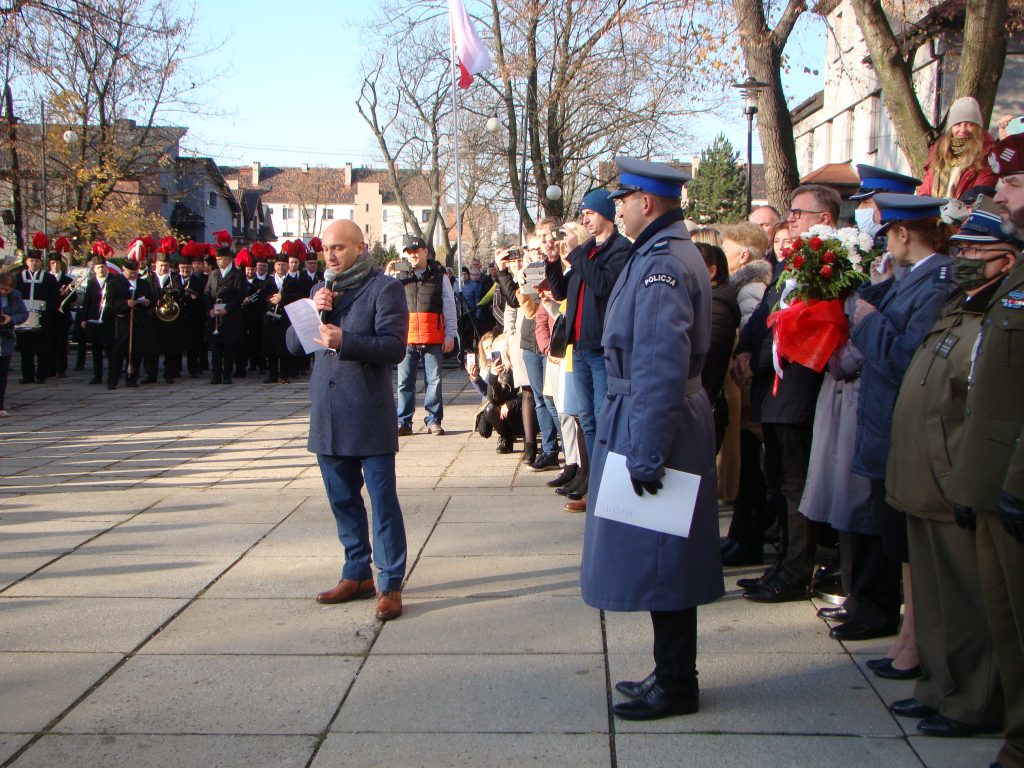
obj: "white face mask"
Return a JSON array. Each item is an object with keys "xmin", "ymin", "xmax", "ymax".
[{"xmin": 855, "ymin": 208, "xmax": 883, "ymax": 238}]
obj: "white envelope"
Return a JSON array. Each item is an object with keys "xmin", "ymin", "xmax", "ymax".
[{"xmin": 593, "ymin": 451, "xmax": 700, "ymax": 538}]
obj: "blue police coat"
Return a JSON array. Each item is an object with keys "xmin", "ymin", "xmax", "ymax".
[
  {"xmin": 580, "ymin": 214, "xmax": 725, "ymax": 612},
  {"xmin": 850, "ymin": 254, "xmax": 957, "ymax": 479},
  {"xmin": 287, "ymin": 268, "xmax": 409, "ymax": 457}
]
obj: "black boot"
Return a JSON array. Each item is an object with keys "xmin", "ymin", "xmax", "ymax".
[{"xmin": 547, "ymin": 463, "xmax": 578, "ymax": 488}]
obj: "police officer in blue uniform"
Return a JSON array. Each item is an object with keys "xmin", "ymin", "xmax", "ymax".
[
  {"xmin": 850, "ymin": 165, "xmax": 922, "ymax": 243},
  {"xmin": 581, "ymin": 157, "xmax": 724, "ymax": 720}
]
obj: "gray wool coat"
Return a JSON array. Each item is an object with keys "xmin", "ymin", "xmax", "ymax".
[
  {"xmin": 287, "ymin": 268, "xmax": 409, "ymax": 457},
  {"xmin": 580, "ymin": 216, "xmax": 725, "ymax": 612}
]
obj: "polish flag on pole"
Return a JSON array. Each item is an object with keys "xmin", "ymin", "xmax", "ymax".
[{"xmin": 450, "ymin": 0, "xmax": 490, "ymax": 89}]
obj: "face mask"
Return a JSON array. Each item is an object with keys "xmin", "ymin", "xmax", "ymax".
[
  {"xmin": 951, "ymin": 255, "xmax": 1004, "ymax": 291},
  {"xmin": 855, "ymin": 208, "xmax": 882, "ymax": 238}
]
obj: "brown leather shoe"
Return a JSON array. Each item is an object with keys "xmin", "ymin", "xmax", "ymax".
[
  {"xmin": 376, "ymin": 590, "xmax": 403, "ymax": 620},
  {"xmin": 316, "ymin": 578, "xmax": 375, "ymax": 604},
  {"xmin": 564, "ymin": 495, "xmax": 587, "ymax": 513}
]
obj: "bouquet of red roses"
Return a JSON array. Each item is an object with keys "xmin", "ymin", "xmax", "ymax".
[{"xmin": 766, "ymin": 225, "xmax": 871, "ymax": 375}]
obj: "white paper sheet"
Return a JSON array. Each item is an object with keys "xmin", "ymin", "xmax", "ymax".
[
  {"xmin": 593, "ymin": 452, "xmax": 700, "ymax": 538},
  {"xmin": 284, "ymin": 298, "xmax": 324, "ymax": 355}
]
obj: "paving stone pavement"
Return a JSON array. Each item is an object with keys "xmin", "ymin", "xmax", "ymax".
[{"xmin": 0, "ymin": 369, "xmax": 1003, "ymax": 767}]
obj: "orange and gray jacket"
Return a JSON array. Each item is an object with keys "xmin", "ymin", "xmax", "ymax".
[{"xmin": 397, "ymin": 262, "xmax": 446, "ymax": 345}]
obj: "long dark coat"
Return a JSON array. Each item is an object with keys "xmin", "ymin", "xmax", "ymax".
[
  {"xmin": 204, "ymin": 266, "xmax": 247, "ymax": 344},
  {"xmin": 262, "ymin": 274, "xmax": 306, "ymax": 357},
  {"xmin": 286, "ymin": 268, "xmax": 409, "ymax": 457},
  {"xmin": 580, "ymin": 214, "xmax": 725, "ymax": 612},
  {"xmin": 850, "ymin": 254, "xmax": 957, "ymax": 479}
]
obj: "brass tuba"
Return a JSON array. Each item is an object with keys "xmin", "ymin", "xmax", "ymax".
[{"xmin": 156, "ymin": 290, "xmax": 181, "ymax": 322}]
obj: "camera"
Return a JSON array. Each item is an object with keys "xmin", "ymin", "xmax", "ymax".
[{"xmin": 552, "ymin": 227, "xmax": 566, "ymax": 242}]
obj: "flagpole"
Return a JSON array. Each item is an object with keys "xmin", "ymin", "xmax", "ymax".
[{"xmin": 450, "ymin": 27, "xmax": 464, "ymax": 294}]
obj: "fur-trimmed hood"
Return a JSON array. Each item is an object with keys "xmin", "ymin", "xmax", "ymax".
[{"xmin": 730, "ymin": 259, "xmax": 773, "ymax": 290}]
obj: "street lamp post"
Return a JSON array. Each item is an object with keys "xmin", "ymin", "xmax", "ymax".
[{"xmin": 733, "ymin": 76, "xmax": 768, "ymax": 216}]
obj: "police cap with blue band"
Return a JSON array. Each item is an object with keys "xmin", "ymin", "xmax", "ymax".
[
  {"xmin": 950, "ymin": 196, "xmax": 1024, "ymax": 248},
  {"xmin": 849, "ymin": 164, "xmax": 922, "ymax": 201},
  {"xmin": 873, "ymin": 193, "xmax": 947, "ymax": 233},
  {"xmin": 609, "ymin": 157, "xmax": 691, "ymax": 200}
]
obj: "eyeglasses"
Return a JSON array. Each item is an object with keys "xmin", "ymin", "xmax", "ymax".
[
  {"xmin": 787, "ymin": 208, "xmax": 825, "ymax": 219},
  {"xmin": 949, "ymin": 245, "xmax": 1017, "ymax": 260}
]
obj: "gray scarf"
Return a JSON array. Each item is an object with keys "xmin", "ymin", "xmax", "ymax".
[{"xmin": 332, "ymin": 250, "xmax": 374, "ymax": 299}]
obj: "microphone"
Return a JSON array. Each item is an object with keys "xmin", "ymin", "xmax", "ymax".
[{"xmin": 320, "ymin": 268, "xmax": 337, "ymax": 323}]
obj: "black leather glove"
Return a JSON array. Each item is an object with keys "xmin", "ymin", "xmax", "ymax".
[
  {"xmin": 952, "ymin": 503, "xmax": 976, "ymax": 532},
  {"xmin": 630, "ymin": 477, "xmax": 663, "ymax": 497},
  {"xmin": 997, "ymin": 490, "xmax": 1024, "ymax": 544}
]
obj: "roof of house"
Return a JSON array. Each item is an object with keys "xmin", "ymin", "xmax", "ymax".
[
  {"xmin": 800, "ymin": 161, "xmax": 860, "ymax": 187},
  {"xmin": 219, "ymin": 165, "xmax": 434, "ymax": 207}
]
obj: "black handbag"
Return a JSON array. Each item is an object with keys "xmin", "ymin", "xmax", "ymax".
[{"xmin": 548, "ymin": 314, "xmax": 569, "ymax": 358}]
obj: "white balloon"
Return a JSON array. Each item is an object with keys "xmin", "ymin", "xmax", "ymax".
[
  {"xmin": 485, "ymin": 117, "xmax": 501, "ymax": 133},
  {"xmin": 546, "ymin": 185, "xmax": 562, "ymax": 201},
  {"xmin": 62, "ymin": 130, "xmax": 78, "ymax": 144}
]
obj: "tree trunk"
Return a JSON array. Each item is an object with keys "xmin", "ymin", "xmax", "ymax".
[
  {"xmin": 732, "ymin": 0, "xmax": 804, "ymax": 212},
  {"xmin": 956, "ymin": 0, "xmax": 1009, "ymax": 124},
  {"xmin": 3, "ymin": 83, "xmax": 25, "ymax": 251}
]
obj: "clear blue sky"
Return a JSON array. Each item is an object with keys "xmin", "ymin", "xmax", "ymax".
[{"xmin": 187, "ymin": 1, "xmax": 825, "ymax": 169}]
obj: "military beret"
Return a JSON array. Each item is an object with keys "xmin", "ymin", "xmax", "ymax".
[{"xmin": 988, "ymin": 135, "xmax": 1024, "ymax": 177}]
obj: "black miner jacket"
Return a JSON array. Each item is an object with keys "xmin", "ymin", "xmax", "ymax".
[{"xmin": 545, "ymin": 229, "xmax": 631, "ymax": 351}]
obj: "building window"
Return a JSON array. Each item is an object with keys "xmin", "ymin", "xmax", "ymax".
[
  {"xmin": 348, "ymin": 209, "xmax": 354, "ymax": 220},
  {"xmin": 208, "ymin": 192, "xmax": 218, "ymax": 207},
  {"xmin": 323, "ymin": 208, "xmax": 334, "ymax": 219},
  {"xmin": 365, "ymin": 203, "xmax": 369, "ymax": 212},
  {"xmin": 382, "ymin": 209, "xmax": 388, "ymax": 222},
  {"xmin": 282, "ymin": 207, "xmax": 293, "ymax": 220},
  {"xmin": 383, "ymin": 234, "xmax": 387, "ymax": 245},
  {"xmin": 266, "ymin": 207, "xmax": 273, "ymax": 216},
  {"xmin": 421, "ymin": 209, "xmax": 430, "ymax": 223},
  {"xmin": 303, "ymin": 207, "xmax": 314, "ymax": 221},
  {"xmin": 282, "ymin": 231, "xmax": 294, "ymax": 237}
]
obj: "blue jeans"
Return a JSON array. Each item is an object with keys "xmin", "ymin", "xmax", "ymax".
[
  {"xmin": 317, "ymin": 453, "xmax": 407, "ymax": 592},
  {"xmin": 521, "ymin": 348, "xmax": 560, "ymax": 455},
  {"xmin": 573, "ymin": 346, "xmax": 608, "ymax": 460},
  {"xmin": 396, "ymin": 344, "xmax": 444, "ymax": 428}
]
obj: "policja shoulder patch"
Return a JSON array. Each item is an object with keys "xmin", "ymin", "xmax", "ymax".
[{"xmin": 643, "ymin": 273, "xmax": 677, "ymax": 288}]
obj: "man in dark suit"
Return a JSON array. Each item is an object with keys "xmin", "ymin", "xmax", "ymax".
[
  {"xmin": 117, "ymin": 259, "xmax": 154, "ymax": 388},
  {"xmin": 261, "ymin": 250, "xmax": 305, "ymax": 383},
  {"xmin": 287, "ymin": 220, "xmax": 410, "ymax": 621},
  {"xmin": 146, "ymin": 251, "xmax": 184, "ymax": 383},
  {"xmin": 80, "ymin": 256, "xmax": 129, "ymax": 388},
  {"xmin": 47, "ymin": 250, "xmax": 76, "ymax": 377},
  {"xmin": 15, "ymin": 247, "xmax": 59, "ymax": 383},
  {"xmin": 204, "ymin": 244, "xmax": 247, "ymax": 384}
]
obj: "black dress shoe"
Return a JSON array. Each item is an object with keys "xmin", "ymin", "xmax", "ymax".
[
  {"xmin": 737, "ymin": 564, "xmax": 780, "ymax": 592},
  {"xmin": 866, "ymin": 657, "xmax": 894, "ymax": 671},
  {"xmin": 209, "ymin": 376, "xmax": 222, "ymax": 385},
  {"xmin": 612, "ymin": 682, "xmax": 698, "ymax": 721},
  {"xmin": 614, "ymin": 672, "xmax": 656, "ymax": 700},
  {"xmin": 817, "ymin": 605, "xmax": 850, "ymax": 621},
  {"xmin": 872, "ymin": 659, "xmax": 921, "ymax": 680},
  {"xmin": 547, "ymin": 464, "xmax": 578, "ymax": 488},
  {"xmin": 890, "ymin": 698, "xmax": 937, "ymax": 719},
  {"xmin": 829, "ymin": 619, "xmax": 898, "ymax": 642},
  {"xmin": 567, "ymin": 487, "xmax": 586, "ymax": 501},
  {"xmin": 557, "ymin": 471, "xmax": 588, "ymax": 496},
  {"xmin": 222, "ymin": 376, "xmax": 232, "ymax": 385},
  {"xmin": 916, "ymin": 714, "xmax": 1002, "ymax": 738},
  {"xmin": 743, "ymin": 579, "xmax": 807, "ymax": 603}
]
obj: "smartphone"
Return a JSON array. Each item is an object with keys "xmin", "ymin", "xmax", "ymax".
[
  {"xmin": 1007, "ymin": 116, "xmax": 1024, "ymax": 136},
  {"xmin": 552, "ymin": 227, "xmax": 566, "ymax": 242},
  {"xmin": 393, "ymin": 260, "xmax": 413, "ymax": 274},
  {"xmin": 499, "ymin": 247, "xmax": 521, "ymax": 262},
  {"xmin": 488, "ymin": 350, "xmax": 501, "ymax": 363},
  {"xmin": 465, "ymin": 352, "xmax": 476, "ymax": 368}
]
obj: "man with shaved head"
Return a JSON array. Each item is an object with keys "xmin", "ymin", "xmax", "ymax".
[{"xmin": 287, "ymin": 220, "xmax": 411, "ymax": 621}]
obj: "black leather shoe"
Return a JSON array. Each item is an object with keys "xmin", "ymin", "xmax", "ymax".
[
  {"xmin": 209, "ymin": 375, "xmax": 222, "ymax": 385},
  {"xmin": 817, "ymin": 605, "xmax": 850, "ymax": 621},
  {"xmin": 866, "ymin": 657, "xmax": 893, "ymax": 671},
  {"xmin": 829, "ymin": 619, "xmax": 898, "ymax": 641},
  {"xmin": 737, "ymin": 564, "xmax": 780, "ymax": 592},
  {"xmin": 614, "ymin": 672, "xmax": 656, "ymax": 700},
  {"xmin": 612, "ymin": 682, "xmax": 698, "ymax": 721},
  {"xmin": 557, "ymin": 471, "xmax": 588, "ymax": 496},
  {"xmin": 872, "ymin": 659, "xmax": 921, "ymax": 680},
  {"xmin": 743, "ymin": 579, "xmax": 807, "ymax": 603},
  {"xmin": 222, "ymin": 376, "xmax": 232, "ymax": 385},
  {"xmin": 496, "ymin": 438, "xmax": 512, "ymax": 454},
  {"xmin": 530, "ymin": 452, "xmax": 560, "ymax": 471},
  {"xmin": 721, "ymin": 540, "xmax": 763, "ymax": 566},
  {"xmin": 916, "ymin": 714, "xmax": 1002, "ymax": 738},
  {"xmin": 567, "ymin": 487, "xmax": 586, "ymax": 501},
  {"xmin": 547, "ymin": 464, "xmax": 578, "ymax": 488},
  {"xmin": 890, "ymin": 698, "xmax": 937, "ymax": 719}
]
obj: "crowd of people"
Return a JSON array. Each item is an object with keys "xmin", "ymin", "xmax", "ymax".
[
  {"xmin": 2, "ymin": 95, "xmax": 1022, "ymax": 765},
  {"xmin": 0, "ymin": 232, "xmax": 333, "ymax": 415}
]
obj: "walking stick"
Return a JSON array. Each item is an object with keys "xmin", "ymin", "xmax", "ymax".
[{"xmin": 127, "ymin": 301, "xmax": 135, "ymax": 377}]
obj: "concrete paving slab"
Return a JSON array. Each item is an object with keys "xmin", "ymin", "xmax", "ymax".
[
  {"xmin": 909, "ymin": 734, "xmax": 1003, "ymax": 767},
  {"xmin": 11, "ymin": 734, "xmax": 318, "ymax": 768},
  {"xmin": 0, "ymin": 597, "xmax": 187, "ymax": 652},
  {"xmin": 0, "ymin": 520, "xmax": 113, "ymax": 556},
  {"xmin": 0, "ymin": 734, "xmax": 32, "ymax": 765},
  {"xmin": 202, "ymin": 555, "xmax": 343, "ymax": 599},
  {"xmin": 437, "ymin": 493, "xmax": 571, "ymax": 523},
  {"xmin": 604, "ymin": 597, "xmax": 840, "ymax": 656},
  {"xmin": 311, "ymin": 732, "xmax": 609, "ymax": 767},
  {"xmin": 614, "ymin": 733, "xmax": 920, "ymax": 768},
  {"xmin": 373, "ymin": 595, "xmax": 600, "ymax": 654},
  {"xmin": 426, "ymin": 520, "xmax": 584, "ymax": 557},
  {"xmin": 55, "ymin": 654, "xmax": 360, "ymax": 735},
  {"xmin": 608, "ymin": 651, "xmax": 901, "ymax": 736},
  {"xmin": 3, "ymin": 553, "xmax": 235, "ymax": 598},
  {"xmin": 0, "ymin": 554, "xmax": 57, "ymax": 591},
  {"xmin": 140, "ymin": 598, "xmax": 376, "ymax": 655},
  {"xmin": 402, "ymin": 555, "xmax": 582, "ymax": 598},
  {"xmin": 74, "ymin": 520, "xmax": 273, "ymax": 556},
  {"xmin": 0, "ymin": 651, "xmax": 123, "ymax": 732},
  {"xmin": 334, "ymin": 654, "xmax": 607, "ymax": 734},
  {"xmin": 247, "ymin": 520, "xmax": 343, "ymax": 558}
]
